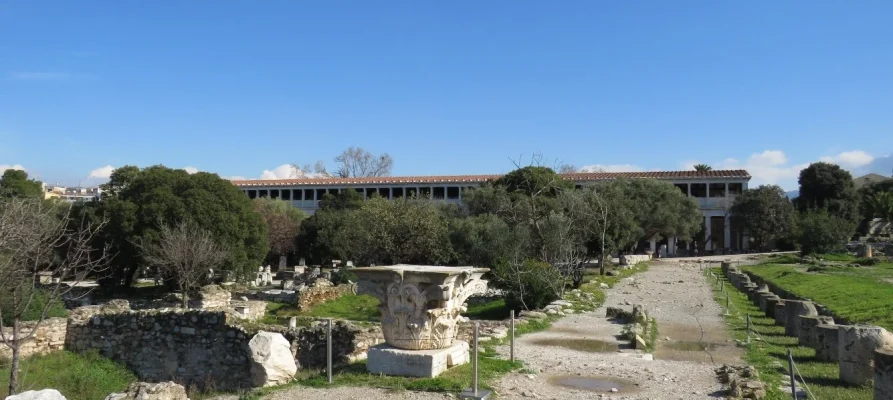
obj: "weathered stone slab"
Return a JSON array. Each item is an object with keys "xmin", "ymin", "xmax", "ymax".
[
  {"xmin": 104, "ymin": 381, "xmax": 189, "ymax": 400},
  {"xmin": 814, "ymin": 324, "xmax": 841, "ymax": 362},
  {"xmin": 875, "ymin": 348, "xmax": 893, "ymax": 400},
  {"xmin": 838, "ymin": 325, "xmax": 893, "ymax": 385},
  {"xmin": 757, "ymin": 292, "xmax": 776, "ymax": 312},
  {"xmin": 248, "ymin": 332, "xmax": 297, "ymax": 387},
  {"xmin": 784, "ymin": 300, "xmax": 817, "ymax": 337},
  {"xmin": 797, "ymin": 315, "xmax": 834, "ymax": 348},
  {"xmin": 366, "ymin": 340, "xmax": 469, "ymax": 378},
  {"xmin": 6, "ymin": 389, "xmax": 67, "ymax": 400}
]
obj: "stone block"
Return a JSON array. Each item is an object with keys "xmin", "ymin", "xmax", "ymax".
[
  {"xmin": 814, "ymin": 324, "xmax": 841, "ymax": 362},
  {"xmin": 104, "ymin": 381, "xmax": 189, "ymax": 400},
  {"xmin": 797, "ymin": 315, "xmax": 834, "ymax": 348},
  {"xmin": 6, "ymin": 389, "xmax": 67, "ymax": 400},
  {"xmin": 838, "ymin": 325, "xmax": 893, "ymax": 385},
  {"xmin": 757, "ymin": 292, "xmax": 775, "ymax": 312},
  {"xmin": 366, "ymin": 340, "xmax": 469, "ymax": 378},
  {"xmin": 248, "ymin": 332, "xmax": 297, "ymax": 387},
  {"xmin": 774, "ymin": 302, "xmax": 786, "ymax": 326},
  {"xmin": 875, "ymin": 348, "xmax": 893, "ymax": 400},
  {"xmin": 634, "ymin": 334, "xmax": 647, "ymax": 350},
  {"xmin": 784, "ymin": 300, "xmax": 817, "ymax": 337}
]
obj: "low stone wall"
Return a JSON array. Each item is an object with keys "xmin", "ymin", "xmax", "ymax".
[
  {"xmin": 296, "ymin": 283, "xmax": 357, "ymax": 312},
  {"xmin": 65, "ymin": 307, "xmax": 254, "ymax": 390},
  {"xmin": 258, "ymin": 320, "xmax": 384, "ymax": 368},
  {"xmin": 0, "ymin": 318, "xmax": 67, "ymax": 360},
  {"xmin": 620, "ymin": 254, "xmax": 651, "ymax": 266},
  {"xmin": 235, "ymin": 289, "xmax": 298, "ymax": 304},
  {"xmin": 230, "ymin": 300, "xmax": 267, "ymax": 321}
]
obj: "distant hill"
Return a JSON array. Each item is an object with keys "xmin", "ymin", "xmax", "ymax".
[
  {"xmin": 785, "ymin": 190, "xmax": 799, "ymax": 199},
  {"xmin": 854, "ymin": 173, "xmax": 892, "ymax": 189}
]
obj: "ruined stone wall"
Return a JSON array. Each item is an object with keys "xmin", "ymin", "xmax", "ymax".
[
  {"xmin": 296, "ymin": 283, "xmax": 357, "ymax": 312},
  {"xmin": 65, "ymin": 307, "xmax": 253, "ymax": 390},
  {"xmin": 264, "ymin": 320, "xmax": 384, "ymax": 368},
  {"xmin": 0, "ymin": 318, "xmax": 67, "ymax": 360}
]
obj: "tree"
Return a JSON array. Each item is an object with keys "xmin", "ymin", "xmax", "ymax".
[
  {"xmin": 334, "ymin": 147, "xmax": 393, "ymax": 178},
  {"xmin": 618, "ymin": 178, "xmax": 702, "ymax": 248},
  {"xmin": 0, "ymin": 198, "xmax": 111, "ymax": 395},
  {"xmin": 859, "ymin": 179, "xmax": 893, "ymax": 220},
  {"xmin": 864, "ymin": 191, "xmax": 893, "ymax": 221},
  {"xmin": 693, "ymin": 164, "xmax": 712, "ymax": 172},
  {"xmin": 797, "ymin": 210, "xmax": 856, "ymax": 255},
  {"xmin": 576, "ymin": 182, "xmax": 638, "ymax": 276},
  {"xmin": 795, "ymin": 162, "xmax": 859, "ymax": 222},
  {"xmin": 137, "ymin": 221, "xmax": 227, "ymax": 308},
  {"xmin": 100, "ymin": 166, "xmax": 267, "ymax": 288},
  {"xmin": 729, "ymin": 185, "xmax": 796, "ymax": 250},
  {"xmin": 99, "ymin": 165, "xmax": 140, "ymax": 198},
  {"xmin": 0, "ymin": 170, "xmax": 42, "ymax": 198},
  {"xmin": 253, "ymin": 198, "xmax": 306, "ymax": 267}
]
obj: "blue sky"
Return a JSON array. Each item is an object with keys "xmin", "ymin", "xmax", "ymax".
[{"xmin": 1, "ymin": 1, "xmax": 891, "ymax": 190}]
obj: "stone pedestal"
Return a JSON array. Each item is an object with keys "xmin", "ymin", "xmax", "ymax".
[
  {"xmin": 814, "ymin": 324, "xmax": 841, "ymax": 361},
  {"xmin": 367, "ymin": 341, "xmax": 470, "ymax": 378},
  {"xmin": 784, "ymin": 300, "xmax": 817, "ymax": 337},
  {"xmin": 875, "ymin": 348, "xmax": 893, "ymax": 400},
  {"xmin": 774, "ymin": 302, "xmax": 786, "ymax": 326},
  {"xmin": 354, "ymin": 265, "xmax": 488, "ymax": 377},
  {"xmin": 757, "ymin": 293, "xmax": 776, "ymax": 312},
  {"xmin": 838, "ymin": 325, "xmax": 893, "ymax": 386},
  {"xmin": 797, "ymin": 315, "xmax": 834, "ymax": 348}
]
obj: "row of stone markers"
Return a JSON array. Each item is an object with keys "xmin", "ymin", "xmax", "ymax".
[{"xmin": 720, "ymin": 261, "xmax": 893, "ymax": 400}]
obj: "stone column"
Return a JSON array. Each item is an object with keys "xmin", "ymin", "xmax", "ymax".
[
  {"xmin": 756, "ymin": 292, "xmax": 775, "ymax": 312},
  {"xmin": 838, "ymin": 325, "xmax": 893, "ymax": 385},
  {"xmin": 723, "ymin": 216, "xmax": 731, "ymax": 254},
  {"xmin": 814, "ymin": 324, "xmax": 841, "ymax": 362},
  {"xmin": 875, "ymin": 348, "xmax": 893, "ymax": 400},
  {"xmin": 784, "ymin": 300, "xmax": 817, "ymax": 337},
  {"xmin": 763, "ymin": 296, "xmax": 782, "ymax": 318},
  {"xmin": 797, "ymin": 315, "xmax": 834, "ymax": 348},
  {"xmin": 704, "ymin": 216, "xmax": 712, "ymax": 251}
]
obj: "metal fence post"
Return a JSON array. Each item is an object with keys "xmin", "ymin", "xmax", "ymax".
[
  {"xmin": 510, "ymin": 310, "xmax": 515, "ymax": 362},
  {"xmin": 327, "ymin": 318, "xmax": 333, "ymax": 384},
  {"xmin": 788, "ymin": 349, "xmax": 797, "ymax": 399},
  {"xmin": 473, "ymin": 321, "xmax": 479, "ymax": 395}
]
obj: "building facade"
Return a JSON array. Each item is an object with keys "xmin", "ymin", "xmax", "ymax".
[{"xmin": 233, "ymin": 170, "xmax": 751, "ymax": 255}]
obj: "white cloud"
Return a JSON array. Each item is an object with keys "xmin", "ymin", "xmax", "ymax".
[
  {"xmin": 227, "ymin": 176, "xmax": 248, "ymax": 181},
  {"xmin": 183, "ymin": 166, "xmax": 199, "ymax": 174},
  {"xmin": 88, "ymin": 165, "xmax": 115, "ymax": 179},
  {"xmin": 0, "ymin": 164, "xmax": 25, "ymax": 172},
  {"xmin": 717, "ymin": 150, "xmax": 806, "ymax": 189},
  {"xmin": 260, "ymin": 164, "xmax": 298, "ymax": 180},
  {"xmin": 580, "ymin": 164, "xmax": 645, "ymax": 173},
  {"xmin": 819, "ymin": 150, "xmax": 874, "ymax": 168}
]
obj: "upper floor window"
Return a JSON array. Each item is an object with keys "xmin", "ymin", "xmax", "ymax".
[
  {"xmin": 709, "ymin": 183, "xmax": 726, "ymax": 198},
  {"xmin": 728, "ymin": 183, "xmax": 743, "ymax": 196}
]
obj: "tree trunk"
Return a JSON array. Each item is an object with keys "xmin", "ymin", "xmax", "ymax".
[
  {"xmin": 598, "ymin": 252, "xmax": 606, "ymax": 276},
  {"xmin": 8, "ymin": 320, "xmax": 21, "ymax": 396}
]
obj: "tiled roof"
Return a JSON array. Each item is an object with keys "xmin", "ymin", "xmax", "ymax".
[{"xmin": 232, "ymin": 170, "xmax": 750, "ymax": 187}]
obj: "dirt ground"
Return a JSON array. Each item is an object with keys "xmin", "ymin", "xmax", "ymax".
[{"xmin": 491, "ymin": 259, "xmax": 744, "ymax": 399}]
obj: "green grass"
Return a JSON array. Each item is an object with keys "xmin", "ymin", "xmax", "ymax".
[
  {"xmin": 0, "ymin": 351, "xmax": 136, "ymax": 400},
  {"xmin": 710, "ymin": 268, "xmax": 872, "ymax": 400},
  {"xmin": 743, "ymin": 262, "xmax": 893, "ymax": 331},
  {"xmin": 262, "ymin": 294, "xmax": 381, "ymax": 325},
  {"xmin": 465, "ymin": 298, "xmax": 510, "ymax": 320}
]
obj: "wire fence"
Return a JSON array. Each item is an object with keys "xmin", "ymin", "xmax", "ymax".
[{"xmin": 706, "ymin": 267, "xmax": 819, "ymax": 399}]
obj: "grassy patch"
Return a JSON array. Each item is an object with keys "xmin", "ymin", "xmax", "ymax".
[
  {"xmin": 0, "ymin": 351, "xmax": 136, "ymax": 400},
  {"xmin": 743, "ymin": 262, "xmax": 893, "ymax": 331},
  {"xmin": 465, "ymin": 298, "xmax": 510, "ymax": 320},
  {"xmin": 710, "ymin": 268, "xmax": 872, "ymax": 400},
  {"xmin": 262, "ymin": 294, "xmax": 381, "ymax": 326}
]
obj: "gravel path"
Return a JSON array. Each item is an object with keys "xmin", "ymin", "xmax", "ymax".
[{"xmin": 492, "ymin": 260, "xmax": 743, "ymax": 400}]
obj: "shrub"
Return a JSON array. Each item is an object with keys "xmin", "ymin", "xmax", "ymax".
[
  {"xmin": 494, "ymin": 259, "xmax": 561, "ymax": 311},
  {"xmin": 330, "ymin": 268, "xmax": 358, "ymax": 285},
  {"xmin": 855, "ymin": 257, "xmax": 879, "ymax": 266},
  {"xmin": 0, "ymin": 287, "xmax": 68, "ymax": 326},
  {"xmin": 797, "ymin": 210, "xmax": 856, "ymax": 256}
]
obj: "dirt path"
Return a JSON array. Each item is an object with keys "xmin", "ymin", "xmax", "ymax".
[{"xmin": 492, "ymin": 260, "xmax": 743, "ymax": 399}]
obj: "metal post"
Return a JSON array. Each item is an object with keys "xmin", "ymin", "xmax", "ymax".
[
  {"xmin": 327, "ymin": 318, "xmax": 333, "ymax": 384},
  {"xmin": 473, "ymin": 321, "xmax": 479, "ymax": 395},
  {"xmin": 746, "ymin": 314, "xmax": 751, "ymax": 344},
  {"xmin": 510, "ymin": 310, "xmax": 515, "ymax": 362},
  {"xmin": 787, "ymin": 349, "xmax": 797, "ymax": 399}
]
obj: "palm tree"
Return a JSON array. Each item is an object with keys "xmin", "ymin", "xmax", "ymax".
[
  {"xmin": 866, "ymin": 192, "xmax": 893, "ymax": 221},
  {"xmin": 694, "ymin": 164, "xmax": 712, "ymax": 172}
]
